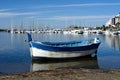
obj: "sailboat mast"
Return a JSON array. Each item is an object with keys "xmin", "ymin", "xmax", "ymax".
[{"xmin": 10, "ymin": 17, "xmax": 14, "ymax": 34}]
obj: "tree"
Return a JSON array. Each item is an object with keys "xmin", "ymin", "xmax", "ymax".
[{"xmin": 102, "ymin": 25, "xmax": 106, "ymax": 31}]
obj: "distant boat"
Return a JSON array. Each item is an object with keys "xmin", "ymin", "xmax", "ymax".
[
  {"xmin": 105, "ymin": 30, "xmax": 111, "ymax": 35},
  {"xmin": 96, "ymin": 30, "xmax": 102, "ymax": 34},
  {"xmin": 111, "ymin": 31, "xmax": 119, "ymax": 36},
  {"xmin": 27, "ymin": 33, "xmax": 101, "ymax": 59}
]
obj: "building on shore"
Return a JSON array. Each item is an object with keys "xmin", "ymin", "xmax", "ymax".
[{"xmin": 105, "ymin": 13, "xmax": 120, "ymax": 27}]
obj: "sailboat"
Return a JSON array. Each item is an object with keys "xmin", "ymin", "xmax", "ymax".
[{"xmin": 10, "ymin": 17, "xmax": 14, "ymax": 34}]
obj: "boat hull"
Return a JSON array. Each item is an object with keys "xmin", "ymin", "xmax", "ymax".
[
  {"xmin": 27, "ymin": 33, "xmax": 100, "ymax": 59},
  {"xmin": 30, "ymin": 47, "xmax": 98, "ymax": 58}
]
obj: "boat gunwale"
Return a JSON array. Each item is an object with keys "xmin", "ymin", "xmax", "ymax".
[{"xmin": 30, "ymin": 40, "xmax": 100, "ymax": 48}]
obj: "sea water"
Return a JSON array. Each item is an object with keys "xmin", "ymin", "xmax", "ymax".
[{"xmin": 0, "ymin": 32, "xmax": 120, "ymax": 75}]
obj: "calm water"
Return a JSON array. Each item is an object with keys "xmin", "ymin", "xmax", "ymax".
[{"xmin": 0, "ymin": 32, "xmax": 120, "ymax": 75}]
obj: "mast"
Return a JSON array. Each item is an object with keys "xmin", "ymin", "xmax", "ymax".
[{"xmin": 10, "ymin": 17, "xmax": 14, "ymax": 34}]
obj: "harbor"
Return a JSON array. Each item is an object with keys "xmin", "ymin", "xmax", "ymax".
[
  {"xmin": 0, "ymin": 12, "xmax": 120, "ymax": 79},
  {"xmin": 1, "ymin": 0, "xmax": 120, "ymax": 79},
  {"xmin": 0, "ymin": 27, "xmax": 120, "ymax": 36},
  {"xmin": 0, "ymin": 32, "xmax": 120, "ymax": 79}
]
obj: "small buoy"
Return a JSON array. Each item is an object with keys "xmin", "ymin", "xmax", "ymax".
[{"xmin": 24, "ymin": 39, "xmax": 27, "ymax": 42}]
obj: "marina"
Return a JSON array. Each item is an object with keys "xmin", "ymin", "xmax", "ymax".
[
  {"xmin": 0, "ymin": 0, "xmax": 120, "ymax": 79},
  {"xmin": 3, "ymin": 28, "xmax": 120, "ymax": 36}
]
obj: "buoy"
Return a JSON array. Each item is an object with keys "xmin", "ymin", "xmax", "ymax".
[{"xmin": 24, "ymin": 39, "xmax": 27, "ymax": 42}]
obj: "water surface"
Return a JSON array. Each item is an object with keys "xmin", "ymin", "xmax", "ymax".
[{"xmin": 0, "ymin": 32, "xmax": 120, "ymax": 75}]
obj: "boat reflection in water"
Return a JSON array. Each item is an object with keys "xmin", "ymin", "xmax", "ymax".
[{"xmin": 31, "ymin": 57, "xmax": 99, "ymax": 72}]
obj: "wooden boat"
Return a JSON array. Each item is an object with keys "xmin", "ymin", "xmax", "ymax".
[{"xmin": 27, "ymin": 33, "xmax": 101, "ymax": 58}]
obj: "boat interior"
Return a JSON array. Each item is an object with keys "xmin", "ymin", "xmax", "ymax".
[{"xmin": 40, "ymin": 40, "xmax": 94, "ymax": 47}]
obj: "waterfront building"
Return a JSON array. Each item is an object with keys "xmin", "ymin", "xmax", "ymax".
[{"xmin": 105, "ymin": 13, "xmax": 120, "ymax": 27}]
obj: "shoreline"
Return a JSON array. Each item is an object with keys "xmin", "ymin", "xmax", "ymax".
[{"xmin": 1, "ymin": 69, "xmax": 120, "ymax": 80}]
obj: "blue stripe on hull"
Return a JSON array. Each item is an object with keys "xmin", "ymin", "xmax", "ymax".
[{"xmin": 30, "ymin": 42, "xmax": 100, "ymax": 52}]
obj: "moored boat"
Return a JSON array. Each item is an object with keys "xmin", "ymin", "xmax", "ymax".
[{"xmin": 27, "ymin": 33, "xmax": 101, "ymax": 59}]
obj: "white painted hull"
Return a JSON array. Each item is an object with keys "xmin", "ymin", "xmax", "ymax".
[{"xmin": 30, "ymin": 47, "xmax": 97, "ymax": 58}]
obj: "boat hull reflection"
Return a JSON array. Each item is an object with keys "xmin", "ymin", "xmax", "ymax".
[{"xmin": 31, "ymin": 57, "xmax": 99, "ymax": 72}]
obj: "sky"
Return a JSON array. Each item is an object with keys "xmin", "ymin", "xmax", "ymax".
[{"xmin": 0, "ymin": 0, "xmax": 120, "ymax": 29}]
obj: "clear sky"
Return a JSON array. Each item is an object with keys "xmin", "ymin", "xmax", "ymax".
[{"xmin": 0, "ymin": 0, "xmax": 120, "ymax": 29}]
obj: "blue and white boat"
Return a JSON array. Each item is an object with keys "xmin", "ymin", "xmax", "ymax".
[{"xmin": 27, "ymin": 33, "xmax": 101, "ymax": 58}]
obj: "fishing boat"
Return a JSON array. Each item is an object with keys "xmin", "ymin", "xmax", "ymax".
[{"xmin": 27, "ymin": 33, "xmax": 101, "ymax": 58}]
